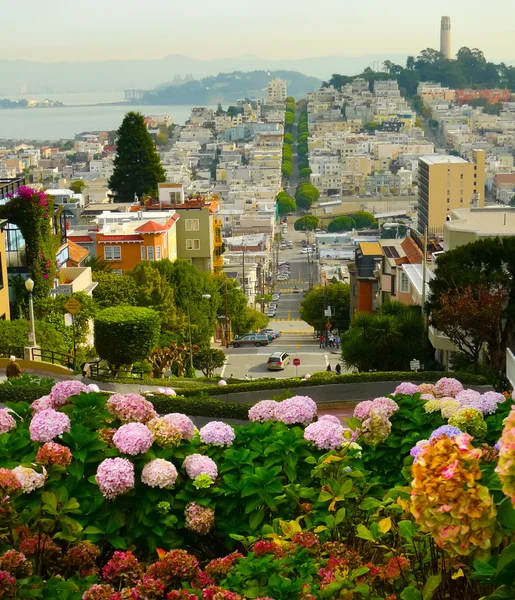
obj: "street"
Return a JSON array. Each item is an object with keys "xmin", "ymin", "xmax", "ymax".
[{"xmin": 220, "ymin": 223, "xmax": 342, "ymax": 379}]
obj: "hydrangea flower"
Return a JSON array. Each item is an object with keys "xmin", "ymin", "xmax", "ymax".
[
  {"xmin": 36, "ymin": 442, "xmax": 72, "ymax": 466},
  {"xmin": 420, "ymin": 393, "xmax": 437, "ymax": 401},
  {"xmin": 218, "ymin": 380, "xmax": 227, "ymax": 386},
  {"xmin": 448, "ymin": 407, "xmax": 487, "ymax": 439},
  {"xmin": 318, "ymin": 414, "xmax": 342, "ymax": 425},
  {"xmin": 0, "ymin": 550, "xmax": 32, "ymax": 577},
  {"xmin": 418, "ymin": 383, "xmax": 435, "ymax": 395},
  {"xmin": 112, "ymin": 423, "xmax": 154, "ymax": 455},
  {"xmin": 155, "ymin": 387, "xmax": 176, "ymax": 396},
  {"xmin": 162, "ymin": 413, "xmax": 195, "ymax": 440},
  {"xmin": 106, "ymin": 393, "xmax": 157, "ymax": 423},
  {"xmin": 455, "ymin": 389, "xmax": 481, "ymax": 406},
  {"xmin": 440, "ymin": 398, "xmax": 461, "ymax": 419},
  {"xmin": 342, "ymin": 440, "xmax": 362, "ymax": 458},
  {"xmin": 410, "ymin": 439, "xmax": 430, "ymax": 462},
  {"xmin": 496, "ymin": 407, "xmax": 515, "ymax": 506},
  {"xmin": 274, "ymin": 396, "xmax": 317, "ymax": 425},
  {"xmin": 96, "ymin": 458, "xmax": 135, "ymax": 500},
  {"xmin": 12, "ymin": 466, "xmax": 46, "ymax": 493},
  {"xmin": 354, "ymin": 397, "xmax": 398, "ymax": 421},
  {"xmin": 29, "ymin": 408, "xmax": 71, "ymax": 442},
  {"xmin": 86, "ymin": 384, "xmax": 100, "ymax": 393},
  {"xmin": 0, "ymin": 408, "xmax": 16, "ymax": 434},
  {"xmin": 248, "ymin": 400, "xmax": 279, "ymax": 422},
  {"xmin": 183, "ymin": 454, "xmax": 218, "ymax": 482},
  {"xmin": 147, "ymin": 418, "xmax": 182, "ymax": 448},
  {"xmin": 353, "ymin": 401, "xmax": 375, "ymax": 421},
  {"xmin": 102, "ymin": 550, "xmax": 142, "ymax": 586},
  {"xmin": 424, "ymin": 400, "xmax": 442, "ymax": 414},
  {"xmin": 394, "ymin": 382, "xmax": 420, "ymax": 395},
  {"xmin": 411, "ymin": 434, "xmax": 496, "ymax": 556},
  {"xmin": 429, "ymin": 425, "xmax": 462, "ymax": 440},
  {"xmin": 361, "ymin": 410, "xmax": 392, "ymax": 446},
  {"xmin": 199, "ymin": 422, "xmax": 235, "ymax": 447},
  {"xmin": 304, "ymin": 420, "xmax": 344, "ymax": 450},
  {"xmin": 0, "ymin": 469, "xmax": 22, "ymax": 495},
  {"xmin": 141, "ymin": 459, "xmax": 178, "ymax": 489},
  {"xmin": 433, "ymin": 377, "xmax": 464, "ymax": 398},
  {"xmin": 30, "ymin": 395, "xmax": 55, "ymax": 412},
  {"xmin": 82, "ymin": 584, "xmax": 116, "ymax": 600},
  {"xmin": 193, "ymin": 474, "xmax": 215, "ymax": 489},
  {"xmin": 185, "ymin": 502, "xmax": 215, "ymax": 535},
  {"xmin": 49, "ymin": 380, "xmax": 90, "ymax": 406},
  {"xmin": 146, "ymin": 549, "xmax": 199, "ymax": 583}
]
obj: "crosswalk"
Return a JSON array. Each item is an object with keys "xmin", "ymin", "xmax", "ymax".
[
  {"xmin": 278, "ymin": 330, "xmax": 315, "ymax": 336},
  {"xmin": 272, "ymin": 317, "xmax": 303, "ymax": 322}
]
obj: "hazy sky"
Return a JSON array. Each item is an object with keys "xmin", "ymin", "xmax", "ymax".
[{"xmin": 4, "ymin": 0, "xmax": 515, "ymax": 62}]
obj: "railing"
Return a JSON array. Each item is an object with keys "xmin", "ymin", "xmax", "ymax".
[
  {"xmin": 89, "ymin": 361, "xmax": 145, "ymax": 381},
  {"xmin": 0, "ymin": 346, "xmax": 74, "ymax": 369},
  {"xmin": 0, "ymin": 347, "xmax": 25, "ymax": 360}
]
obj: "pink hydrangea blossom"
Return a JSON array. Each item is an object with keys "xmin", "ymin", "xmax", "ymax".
[
  {"xmin": 318, "ymin": 414, "xmax": 342, "ymax": 425},
  {"xmin": 36, "ymin": 442, "xmax": 72, "ymax": 466},
  {"xmin": 141, "ymin": 459, "xmax": 178, "ymax": 489},
  {"xmin": 183, "ymin": 454, "xmax": 218, "ymax": 482},
  {"xmin": 274, "ymin": 396, "xmax": 317, "ymax": 425},
  {"xmin": 199, "ymin": 422, "xmax": 235, "ymax": 447},
  {"xmin": 304, "ymin": 420, "xmax": 344, "ymax": 450},
  {"xmin": 162, "ymin": 413, "xmax": 196, "ymax": 440},
  {"xmin": 420, "ymin": 393, "xmax": 437, "ymax": 401},
  {"xmin": 418, "ymin": 383, "xmax": 435, "ymax": 395},
  {"xmin": 218, "ymin": 380, "xmax": 227, "ymax": 386},
  {"xmin": 86, "ymin": 384, "xmax": 100, "ymax": 393},
  {"xmin": 433, "ymin": 377, "xmax": 464, "ymax": 398},
  {"xmin": 49, "ymin": 380, "xmax": 89, "ymax": 406},
  {"xmin": 29, "ymin": 409, "xmax": 71, "ymax": 442},
  {"xmin": 106, "ymin": 393, "xmax": 157, "ymax": 423},
  {"xmin": 96, "ymin": 457, "xmax": 135, "ymax": 500},
  {"xmin": 12, "ymin": 466, "xmax": 46, "ymax": 493},
  {"xmin": 456, "ymin": 389, "xmax": 481, "ymax": 406},
  {"xmin": 185, "ymin": 502, "xmax": 214, "ymax": 535},
  {"xmin": 353, "ymin": 401, "xmax": 375, "ymax": 421},
  {"xmin": 353, "ymin": 397, "xmax": 398, "ymax": 421},
  {"xmin": 30, "ymin": 396, "xmax": 55, "ymax": 412},
  {"xmin": 0, "ymin": 408, "xmax": 16, "ymax": 434},
  {"xmin": 394, "ymin": 382, "xmax": 420, "ymax": 396},
  {"xmin": 248, "ymin": 400, "xmax": 279, "ymax": 422},
  {"xmin": 112, "ymin": 423, "xmax": 154, "ymax": 455}
]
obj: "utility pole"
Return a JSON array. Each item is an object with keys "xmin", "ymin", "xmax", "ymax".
[
  {"xmin": 324, "ymin": 280, "xmax": 328, "ymax": 347},
  {"xmin": 242, "ymin": 243, "xmax": 246, "ymax": 299},
  {"xmin": 224, "ymin": 280, "xmax": 230, "ymax": 348}
]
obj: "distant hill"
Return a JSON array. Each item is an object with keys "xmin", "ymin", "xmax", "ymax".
[{"xmin": 141, "ymin": 70, "xmax": 321, "ymax": 105}]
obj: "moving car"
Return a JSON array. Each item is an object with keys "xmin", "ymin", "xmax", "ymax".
[
  {"xmin": 267, "ymin": 308, "xmax": 276, "ymax": 317},
  {"xmin": 261, "ymin": 328, "xmax": 281, "ymax": 339},
  {"xmin": 300, "ymin": 248, "xmax": 313, "ymax": 254},
  {"xmin": 230, "ymin": 334, "xmax": 270, "ymax": 348},
  {"xmin": 293, "ymin": 286, "xmax": 300, "ymax": 293},
  {"xmin": 272, "ymin": 294, "xmax": 280, "ymax": 301},
  {"xmin": 267, "ymin": 351, "xmax": 290, "ymax": 371},
  {"xmin": 287, "ymin": 241, "xmax": 293, "ymax": 249}
]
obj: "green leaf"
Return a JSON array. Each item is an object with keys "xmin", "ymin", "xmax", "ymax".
[
  {"xmin": 335, "ymin": 507, "xmax": 346, "ymax": 524},
  {"xmin": 350, "ymin": 567, "xmax": 370, "ymax": 581},
  {"xmin": 358, "ymin": 497, "xmax": 383, "ymax": 511},
  {"xmin": 249, "ymin": 510, "xmax": 265, "ymax": 531},
  {"xmin": 356, "ymin": 524, "xmax": 376, "ymax": 542},
  {"xmin": 109, "ymin": 535, "xmax": 127, "ymax": 549},
  {"xmin": 401, "ymin": 586, "xmax": 423, "ymax": 600},
  {"xmin": 498, "ymin": 500, "xmax": 515, "ymax": 530},
  {"xmin": 422, "ymin": 574, "xmax": 442, "ymax": 600},
  {"xmin": 472, "ymin": 559, "xmax": 497, "ymax": 580},
  {"xmin": 41, "ymin": 492, "xmax": 57, "ymax": 511},
  {"xmin": 83, "ymin": 526, "xmax": 104, "ymax": 535},
  {"xmin": 496, "ymin": 544, "xmax": 515, "ymax": 585},
  {"xmin": 398, "ymin": 520, "xmax": 416, "ymax": 539}
]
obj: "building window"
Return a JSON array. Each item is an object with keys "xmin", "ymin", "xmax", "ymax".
[
  {"xmin": 400, "ymin": 272, "xmax": 410, "ymax": 293},
  {"xmin": 156, "ymin": 245, "xmax": 161, "ymax": 260},
  {"xmin": 186, "ymin": 239, "xmax": 200, "ymax": 250},
  {"xmin": 114, "ymin": 269, "xmax": 123, "ymax": 276},
  {"xmin": 147, "ymin": 246, "xmax": 154, "ymax": 260},
  {"xmin": 141, "ymin": 246, "xmax": 145, "ymax": 260},
  {"xmin": 185, "ymin": 219, "xmax": 199, "ymax": 231},
  {"xmin": 104, "ymin": 246, "xmax": 121, "ymax": 261}
]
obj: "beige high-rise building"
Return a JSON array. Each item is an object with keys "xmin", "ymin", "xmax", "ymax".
[
  {"xmin": 417, "ymin": 150, "xmax": 485, "ymax": 234},
  {"xmin": 440, "ymin": 16, "xmax": 452, "ymax": 59},
  {"xmin": 267, "ymin": 78, "xmax": 287, "ymax": 103}
]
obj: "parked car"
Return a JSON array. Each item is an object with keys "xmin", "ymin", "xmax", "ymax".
[
  {"xmin": 230, "ymin": 334, "xmax": 270, "ymax": 348},
  {"xmin": 293, "ymin": 286, "xmax": 300, "ymax": 293},
  {"xmin": 300, "ymin": 248, "xmax": 312, "ymax": 254},
  {"xmin": 261, "ymin": 328, "xmax": 281, "ymax": 339},
  {"xmin": 267, "ymin": 309, "xmax": 276, "ymax": 317},
  {"xmin": 287, "ymin": 241, "xmax": 293, "ymax": 249},
  {"xmin": 272, "ymin": 294, "xmax": 280, "ymax": 301},
  {"xmin": 267, "ymin": 351, "xmax": 290, "ymax": 371}
]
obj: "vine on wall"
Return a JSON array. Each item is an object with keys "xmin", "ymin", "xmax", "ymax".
[{"xmin": 0, "ymin": 186, "xmax": 61, "ymax": 298}]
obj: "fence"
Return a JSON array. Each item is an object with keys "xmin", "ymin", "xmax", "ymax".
[
  {"xmin": 88, "ymin": 361, "xmax": 145, "ymax": 381},
  {"xmin": 0, "ymin": 347, "xmax": 74, "ymax": 370}
]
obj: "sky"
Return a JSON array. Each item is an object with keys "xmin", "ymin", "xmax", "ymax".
[{"xmin": 4, "ymin": 0, "xmax": 515, "ymax": 63}]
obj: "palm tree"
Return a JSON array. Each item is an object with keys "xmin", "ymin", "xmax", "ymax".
[{"xmin": 84, "ymin": 256, "xmax": 113, "ymax": 273}]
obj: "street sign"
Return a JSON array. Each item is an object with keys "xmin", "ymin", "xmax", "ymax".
[
  {"xmin": 410, "ymin": 359, "xmax": 421, "ymax": 372},
  {"xmin": 293, "ymin": 358, "xmax": 301, "ymax": 366},
  {"xmin": 64, "ymin": 298, "xmax": 82, "ymax": 315},
  {"xmin": 326, "ymin": 322, "xmax": 332, "ymax": 329}
]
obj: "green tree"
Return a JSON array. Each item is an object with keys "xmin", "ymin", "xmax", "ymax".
[
  {"xmin": 300, "ymin": 167, "xmax": 312, "ymax": 179},
  {"xmin": 294, "ymin": 215, "xmax": 319, "ymax": 232},
  {"xmin": 327, "ymin": 216, "xmax": 355, "ymax": 232},
  {"xmin": 284, "ymin": 133, "xmax": 294, "ymax": 145},
  {"xmin": 108, "ymin": 111, "xmax": 166, "ymax": 202},
  {"xmin": 276, "ymin": 192, "xmax": 296, "ymax": 216},
  {"xmin": 428, "ymin": 237, "xmax": 515, "ymax": 373},
  {"xmin": 155, "ymin": 133, "xmax": 168, "ymax": 146},
  {"xmin": 295, "ymin": 181, "xmax": 320, "ymax": 211},
  {"xmin": 233, "ymin": 306, "xmax": 269, "ymax": 335},
  {"xmin": 510, "ymin": 195, "xmax": 515, "ymax": 208},
  {"xmin": 350, "ymin": 211, "xmax": 377, "ymax": 229},
  {"xmin": 92, "ymin": 272, "xmax": 137, "ymax": 309},
  {"xmin": 300, "ymin": 283, "xmax": 350, "ymax": 332},
  {"xmin": 69, "ymin": 180, "xmax": 86, "ymax": 194},
  {"xmin": 281, "ymin": 162, "xmax": 292, "ymax": 178},
  {"xmin": 94, "ymin": 306, "xmax": 161, "ymax": 372},
  {"xmin": 0, "ymin": 319, "xmax": 68, "ymax": 355},
  {"xmin": 341, "ymin": 302, "xmax": 424, "ymax": 372},
  {"xmin": 193, "ymin": 348, "xmax": 226, "ymax": 377}
]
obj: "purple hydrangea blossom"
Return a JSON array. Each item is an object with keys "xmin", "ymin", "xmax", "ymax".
[
  {"xmin": 304, "ymin": 420, "xmax": 344, "ymax": 450},
  {"xmin": 410, "ymin": 439, "xmax": 430, "ymax": 462},
  {"xmin": 248, "ymin": 400, "xmax": 279, "ymax": 422},
  {"xmin": 274, "ymin": 396, "xmax": 316, "ymax": 425},
  {"xmin": 318, "ymin": 414, "xmax": 342, "ymax": 425},
  {"xmin": 199, "ymin": 422, "xmax": 235, "ymax": 447},
  {"xmin": 429, "ymin": 425, "xmax": 463, "ymax": 440}
]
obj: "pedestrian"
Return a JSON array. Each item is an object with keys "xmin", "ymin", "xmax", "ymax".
[
  {"xmin": 328, "ymin": 333, "xmax": 334, "ymax": 348},
  {"xmin": 335, "ymin": 335, "xmax": 341, "ymax": 350},
  {"xmin": 326, "ymin": 364, "xmax": 332, "ymax": 373},
  {"xmin": 319, "ymin": 334, "xmax": 325, "ymax": 348},
  {"xmin": 6, "ymin": 356, "xmax": 21, "ymax": 379},
  {"xmin": 335, "ymin": 364, "xmax": 342, "ymax": 375}
]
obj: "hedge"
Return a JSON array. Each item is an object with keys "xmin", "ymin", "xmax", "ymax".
[
  {"xmin": 93, "ymin": 371, "xmax": 489, "ymax": 398},
  {"xmin": 0, "ymin": 382, "xmax": 54, "ymax": 404},
  {"xmin": 148, "ymin": 394, "xmax": 249, "ymax": 419}
]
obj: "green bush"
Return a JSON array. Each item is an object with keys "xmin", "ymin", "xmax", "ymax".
[
  {"xmin": 94, "ymin": 306, "xmax": 161, "ymax": 371},
  {"xmin": 0, "ymin": 379, "xmax": 54, "ymax": 404},
  {"xmin": 149, "ymin": 393, "xmax": 249, "ymax": 419}
]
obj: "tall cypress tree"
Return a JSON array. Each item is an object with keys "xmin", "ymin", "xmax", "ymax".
[{"xmin": 109, "ymin": 112, "xmax": 166, "ymax": 202}]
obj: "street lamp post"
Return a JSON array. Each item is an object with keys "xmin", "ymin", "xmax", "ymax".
[{"xmin": 25, "ymin": 278, "xmax": 37, "ymax": 348}]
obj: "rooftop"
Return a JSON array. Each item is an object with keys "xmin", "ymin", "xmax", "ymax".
[
  {"xmin": 446, "ymin": 207, "xmax": 515, "ymax": 235},
  {"xmin": 419, "ymin": 155, "xmax": 468, "ymax": 166},
  {"xmin": 359, "ymin": 241, "xmax": 382, "ymax": 256}
]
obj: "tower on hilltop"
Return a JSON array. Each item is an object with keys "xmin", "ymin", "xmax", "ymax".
[{"xmin": 440, "ymin": 16, "xmax": 452, "ymax": 60}]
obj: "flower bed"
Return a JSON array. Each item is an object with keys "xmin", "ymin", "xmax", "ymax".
[{"xmin": 0, "ymin": 377, "xmax": 513, "ymax": 599}]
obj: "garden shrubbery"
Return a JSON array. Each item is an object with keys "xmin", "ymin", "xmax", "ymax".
[{"xmin": 0, "ymin": 376, "xmax": 513, "ymax": 599}]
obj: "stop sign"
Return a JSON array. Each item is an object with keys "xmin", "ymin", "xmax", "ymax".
[{"xmin": 293, "ymin": 358, "xmax": 300, "ymax": 366}]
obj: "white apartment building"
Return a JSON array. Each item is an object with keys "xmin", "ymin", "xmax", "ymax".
[{"xmin": 267, "ymin": 78, "xmax": 287, "ymax": 103}]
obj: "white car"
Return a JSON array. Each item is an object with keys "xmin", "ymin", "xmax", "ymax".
[{"xmin": 300, "ymin": 248, "xmax": 313, "ymax": 254}]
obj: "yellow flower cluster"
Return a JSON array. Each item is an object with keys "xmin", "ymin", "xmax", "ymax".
[
  {"xmin": 495, "ymin": 406, "xmax": 515, "ymax": 505},
  {"xmin": 411, "ymin": 434, "xmax": 496, "ymax": 556}
]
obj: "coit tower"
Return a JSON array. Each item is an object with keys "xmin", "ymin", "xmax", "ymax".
[{"xmin": 440, "ymin": 16, "xmax": 452, "ymax": 59}]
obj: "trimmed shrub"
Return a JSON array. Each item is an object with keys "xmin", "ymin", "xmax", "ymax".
[
  {"xmin": 149, "ymin": 394, "xmax": 249, "ymax": 419},
  {"xmin": 94, "ymin": 306, "xmax": 161, "ymax": 371}
]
